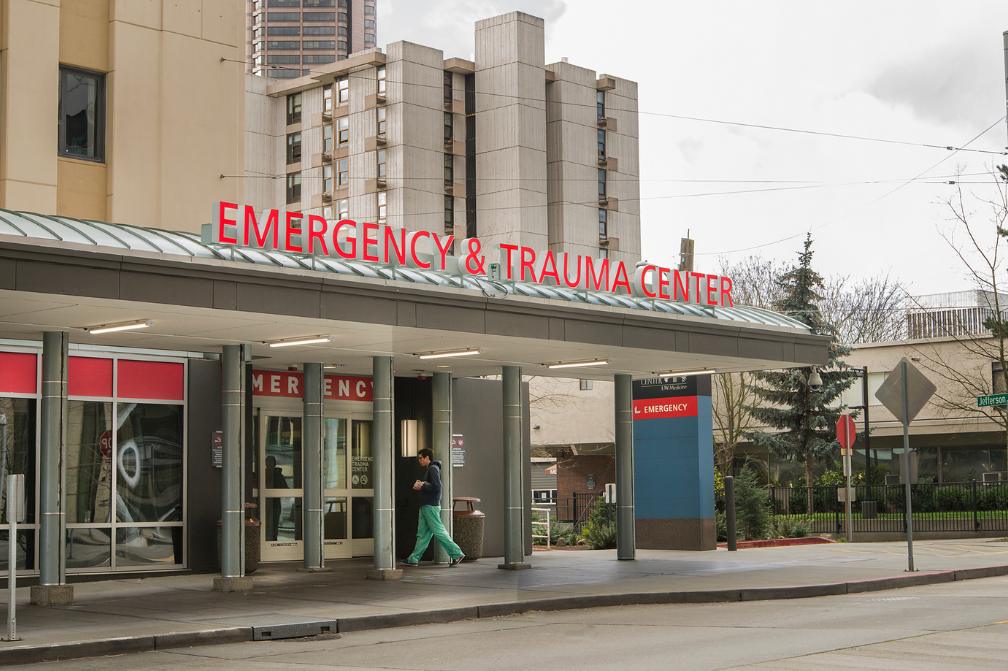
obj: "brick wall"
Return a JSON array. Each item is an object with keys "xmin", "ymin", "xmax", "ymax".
[{"xmin": 556, "ymin": 455, "xmax": 615, "ymax": 501}]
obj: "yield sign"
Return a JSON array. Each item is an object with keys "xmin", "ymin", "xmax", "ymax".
[
  {"xmin": 835, "ymin": 414, "xmax": 856, "ymax": 451},
  {"xmin": 875, "ymin": 358, "xmax": 937, "ymax": 425}
]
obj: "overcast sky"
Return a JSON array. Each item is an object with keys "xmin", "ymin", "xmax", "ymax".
[{"xmin": 379, "ymin": 1, "xmax": 1008, "ymax": 297}]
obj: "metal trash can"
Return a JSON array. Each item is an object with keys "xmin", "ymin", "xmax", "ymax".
[{"xmin": 452, "ymin": 496, "xmax": 485, "ymax": 560}]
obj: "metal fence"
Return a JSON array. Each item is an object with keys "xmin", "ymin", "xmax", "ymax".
[
  {"xmin": 554, "ymin": 492, "xmax": 601, "ymax": 531},
  {"xmin": 749, "ymin": 481, "xmax": 1008, "ymax": 534}
]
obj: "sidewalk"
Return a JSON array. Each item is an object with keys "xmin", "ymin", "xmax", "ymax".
[{"xmin": 1, "ymin": 538, "xmax": 1007, "ymax": 664}]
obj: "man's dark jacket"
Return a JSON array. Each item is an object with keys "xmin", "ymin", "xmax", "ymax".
[{"xmin": 418, "ymin": 460, "xmax": 444, "ymax": 507}]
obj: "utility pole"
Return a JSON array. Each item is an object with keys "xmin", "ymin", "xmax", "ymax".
[{"xmin": 679, "ymin": 230, "xmax": 694, "ymax": 272}]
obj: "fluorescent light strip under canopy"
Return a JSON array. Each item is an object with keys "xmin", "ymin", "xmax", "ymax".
[
  {"xmin": 416, "ymin": 348, "xmax": 481, "ymax": 360},
  {"xmin": 546, "ymin": 359, "xmax": 608, "ymax": 369},
  {"xmin": 655, "ymin": 369, "xmax": 712, "ymax": 377},
  {"xmin": 266, "ymin": 336, "xmax": 331, "ymax": 348},
  {"xmin": 85, "ymin": 320, "xmax": 152, "ymax": 335}
]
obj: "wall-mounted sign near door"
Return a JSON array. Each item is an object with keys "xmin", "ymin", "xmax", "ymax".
[
  {"xmin": 211, "ymin": 430, "xmax": 223, "ymax": 468},
  {"xmin": 451, "ymin": 433, "xmax": 465, "ymax": 468}
]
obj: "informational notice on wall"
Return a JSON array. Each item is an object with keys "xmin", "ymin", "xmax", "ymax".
[
  {"xmin": 352, "ymin": 456, "xmax": 373, "ymax": 487},
  {"xmin": 451, "ymin": 434, "xmax": 465, "ymax": 468},
  {"xmin": 211, "ymin": 430, "xmax": 223, "ymax": 468}
]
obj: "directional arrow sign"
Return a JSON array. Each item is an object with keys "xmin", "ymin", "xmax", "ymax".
[{"xmin": 875, "ymin": 358, "xmax": 936, "ymax": 424}]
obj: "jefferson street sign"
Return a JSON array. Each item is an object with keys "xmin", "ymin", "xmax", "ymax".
[{"xmin": 977, "ymin": 393, "xmax": 1008, "ymax": 407}]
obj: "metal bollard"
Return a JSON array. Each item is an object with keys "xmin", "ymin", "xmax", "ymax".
[{"xmin": 725, "ymin": 476, "xmax": 737, "ymax": 551}]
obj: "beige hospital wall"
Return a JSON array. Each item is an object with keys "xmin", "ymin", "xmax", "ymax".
[{"xmin": 1, "ymin": 0, "xmax": 246, "ymax": 231}]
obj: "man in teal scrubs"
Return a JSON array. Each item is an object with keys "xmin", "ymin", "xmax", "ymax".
[{"xmin": 403, "ymin": 448, "xmax": 465, "ymax": 566}]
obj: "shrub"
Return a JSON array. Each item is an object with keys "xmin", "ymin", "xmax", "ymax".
[
  {"xmin": 772, "ymin": 516, "xmax": 810, "ymax": 538},
  {"xmin": 734, "ymin": 467, "xmax": 771, "ymax": 540},
  {"xmin": 580, "ymin": 500, "xmax": 617, "ymax": 549}
]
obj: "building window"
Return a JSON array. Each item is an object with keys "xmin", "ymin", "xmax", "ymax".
[
  {"xmin": 337, "ymin": 40, "xmax": 348, "ymax": 52},
  {"xmin": 337, "ymin": 158, "xmax": 349, "ymax": 188},
  {"xmin": 337, "ymin": 116, "xmax": 349, "ymax": 145},
  {"xmin": 338, "ymin": 26, "xmax": 349, "ymax": 39},
  {"xmin": 337, "ymin": 76, "xmax": 349, "ymax": 104},
  {"xmin": 304, "ymin": 25, "xmax": 336, "ymax": 35},
  {"xmin": 444, "ymin": 195, "xmax": 454, "ymax": 230},
  {"xmin": 267, "ymin": 11, "xmax": 300, "ymax": 21},
  {"xmin": 267, "ymin": 26, "xmax": 299, "ymax": 36},
  {"xmin": 443, "ymin": 71, "xmax": 452, "ymax": 105},
  {"xmin": 303, "ymin": 40, "xmax": 336, "ymax": 50},
  {"xmin": 364, "ymin": 18, "xmax": 375, "ymax": 29},
  {"xmin": 286, "ymin": 132, "xmax": 302, "ymax": 164},
  {"xmin": 303, "ymin": 55, "xmax": 336, "ymax": 64},
  {"xmin": 596, "ymin": 90, "xmax": 605, "ymax": 121},
  {"xmin": 337, "ymin": 197, "xmax": 349, "ymax": 220},
  {"xmin": 58, "ymin": 66, "xmax": 105, "ymax": 161},
  {"xmin": 597, "ymin": 128, "xmax": 606, "ymax": 160},
  {"xmin": 444, "ymin": 112, "xmax": 453, "ymax": 142},
  {"xmin": 322, "ymin": 164, "xmax": 333, "ymax": 192},
  {"xmin": 323, "ymin": 84, "xmax": 333, "ymax": 113},
  {"xmin": 532, "ymin": 489, "xmax": 557, "ymax": 504},
  {"xmin": 598, "ymin": 208, "xmax": 608, "ymax": 239},
  {"xmin": 364, "ymin": 3, "xmax": 376, "ymax": 15},
  {"xmin": 267, "ymin": 54, "xmax": 300, "ymax": 65},
  {"xmin": 323, "ymin": 124, "xmax": 333, "ymax": 153},
  {"xmin": 268, "ymin": 0, "xmax": 300, "ymax": 6},
  {"xmin": 376, "ymin": 149, "xmax": 386, "ymax": 179},
  {"xmin": 338, "ymin": 10, "xmax": 348, "ymax": 23},
  {"xmin": 376, "ymin": 107, "xmax": 387, "ymax": 137},
  {"xmin": 444, "ymin": 154, "xmax": 453, "ymax": 183},
  {"xmin": 598, "ymin": 168, "xmax": 606, "ymax": 200},
  {"xmin": 364, "ymin": 34, "xmax": 376, "ymax": 46},
  {"xmin": 303, "ymin": 0, "xmax": 336, "ymax": 7},
  {"xmin": 377, "ymin": 66, "xmax": 386, "ymax": 96},
  {"xmin": 286, "ymin": 172, "xmax": 302, "ymax": 204},
  {"xmin": 377, "ymin": 191, "xmax": 387, "ymax": 225},
  {"xmin": 286, "ymin": 92, "xmax": 302, "ymax": 125},
  {"xmin": 302, "ymin": 11, "xmax": 336, "ymax": 21},
  {"xmin": 266, "ymin": 40, "xmax": 300, "ymax": 50}
]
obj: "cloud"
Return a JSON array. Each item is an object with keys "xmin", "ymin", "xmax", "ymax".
[
  {"xmin": 866, "ymin": 38, "xmax": 1004, "ymax": 130},
  {"xmin": 378, "ymin": 0, "xmax": 566, "ymax": 60}
]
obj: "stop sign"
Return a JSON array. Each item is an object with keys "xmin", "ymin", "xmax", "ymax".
[{"xmin": 835, "ymin": 414, "xmax": 857, "ymax": 451}]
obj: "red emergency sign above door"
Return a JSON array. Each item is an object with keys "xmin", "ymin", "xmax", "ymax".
[{"xmin": 252, "ymin": 370, "xmax": 373, "ymax": 402}]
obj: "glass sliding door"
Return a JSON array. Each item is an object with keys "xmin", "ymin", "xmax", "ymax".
[
  {"xmin": 0, "ymin": 397, "xmax": 37, "ymax": 574},
  {"xmin": 323, "ymin": 417, "xmax": 349, "ymax": 559},
  {"xmin": 260, "ymin": 414, "xmax": 304, "ymax": 560}
]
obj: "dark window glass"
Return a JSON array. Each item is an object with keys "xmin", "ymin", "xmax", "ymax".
[
  {"xmin": 267, "ymin": 54, "xmax": 300, "ymax": 64},
  {"xmin": 115, "ymin": 403, "xmax": 183, "ymax": 523},
  {"xmin": 444, "ymin": 112, "xmax": 453, "ymax": 141},
  {"xmin": 267, "ymin": 40, "xmax": 300, "ymax": 50},
  {"xmin": 337, "ymin": 40, "xmax": 348, "ymax": 52},
  {"xmin": 364, "ymin": 19, "xmax": 375, "ymax": 29},
  {"xmin": 338, "ymin": 26, "xmax": 349, "ymax": 38},
  {"xmin": 597, "ymin": 128, "xmax": 606, "ymax": 159},
  {"xmin": 66, "ymin": 401, "xmax": 113, "ymax": 524},
  {"xmin": 337, "ymin": 158, "xmax": 349, "ymax": 187},
  {"xmin": 596, "ymin": 89, "xmax": 605, "ymax": 120},
  {"xmin": 444, "ymin": 154, "xmax": 453, "ymax": 182},
  {"xmin": 364, "ymin": 4, "xmax": 375, "ymax": 14},
  {"xmin": 59, "ymin": 66, "xmax": 105, "ymax": 161},
  {"xmin": 304, "ymin": 55, "xmax": 336, "ymax": 64},
  {"xmin": 271, "ymin": 69, "xmax": 300, "ymax": 79},
  {"xmin": 443, "ymin": 71, "xmax": 452, "ymax": 103},
  {"xmin": 267, "ymin": 11, "xmax": 300, "ymax": 21},
  {"xmin": 444, "ymin": 195, "xmax": 454, "ymax": 228},
  {"xmin": 303, "ymin": 40, "xmax": 336, "ymax": 50},
  {"xmin": 364, "ymin": 34, "xmax": 376, "ymax": 45},
  {"xmin": 267, "ymin": 26, "xmax": 299, "ymax": 36},
  {"xmin": 598, "ymin": 208, "xmax": 608, "ymax": 238},
  {"xmin": 286, "ymin": 132, "xmax": 302, "ymax": 164},
  {"xmin": 303, "ymin": 11, "xmax": 336, "ymax": 20},
  {"xmin": 304, "ymin": 25, "xmax": 336, "ymax": 35},
  {"xmin": 268, "ymin": 0, "xmax": 299, "ymax": 6},
  {"xmin": 304, "ymin": 0, "xmax": 336, "ymax": 6},
  {"xmin": 286, "ymin": 172, "xmax": 302, "ymax": 203},
  {"xmin": 598, "ymin": 168, "xmax": 606, "ymax": 199},
  {"xmin": 287, "ymin": 92, "xmax": 302, "ymax": 124}
]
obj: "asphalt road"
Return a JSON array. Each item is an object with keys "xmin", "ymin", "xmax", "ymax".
[{"xmin": 15, "ymin": 575, "xmax": 1008, "ymax": 670}]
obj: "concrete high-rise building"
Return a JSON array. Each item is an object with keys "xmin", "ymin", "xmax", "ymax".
[
  {"xmin": 247, "ymin": 0, "xmax": 377, "ymax": 80},
  {"xmin": 245, "ymin": 11, "xmax": 641, "ymax": 266},
  {"xmin": 0, "ymin": 0, "xmax": 246, "ymax": 230}
]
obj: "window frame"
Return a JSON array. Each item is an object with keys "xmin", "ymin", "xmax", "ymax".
[
  {"xmin": 286, "ymin": 132, "xmax": 302, "ymax": 165},
  {"xmin": 337, "ymin": 76, "xmax": 349, "ymax": 104},
  {"xmin": 287, "ymin": 92, "xmax": 302, "ymax": 125},
  {"xmin": 58, "ymin": 65, "xmax": 106, "ymax": 163},
  {"xmin": 377, "ymin": 191, "xmax": 387, "ymax": 225},
  {"xmin": 286, "ymin": 172, "xmax": 302, "ymax": 204},
  {"xmin": 337, "ymin": 116, "xmax": 349, "ymax": 146},
  {"xmin": 337, "ymin": 158, "xmax": 349, "ymax": 188}
]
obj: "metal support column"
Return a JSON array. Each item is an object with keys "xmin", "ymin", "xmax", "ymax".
[
  {"xmin": 368, "ymin": 356, "xmax": 400, "ymax": 578},
  {"xmin": 499, "ymin": 366, "xmax": 529, "ymax": 570},
  {"xmin": 214, "ymin": 344, "xmax": 251, "ymax": 591},
  {"xmin": 303, "ymin": 363, "xmax": 324, "ymax": 571},
  {"xmin": 32, "ymin": 332, "xmax": 71, "ymax": 606},
  {"xmin": 432, "ymin": 372, "xmax": 453, "ymax": 564},
  {"xmin": 615, "ymin": 374, "xmax": 636, "ymax": 560}
]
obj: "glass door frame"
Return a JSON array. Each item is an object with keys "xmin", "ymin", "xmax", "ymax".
[
  {"xmin": 258, "ymin": 411, "xmax": 305, "ymax": 562},
  {"xmin": 322, "ymin": 408, "xmax": 375, "ymax": 559}
]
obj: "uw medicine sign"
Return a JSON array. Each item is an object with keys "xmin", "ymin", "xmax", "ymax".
[{"xmin": 632, "ymin": 375, "xmax": 715, "ymax": 551}]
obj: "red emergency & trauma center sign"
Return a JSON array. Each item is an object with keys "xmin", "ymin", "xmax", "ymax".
[{"xmin": 252, "ymin": 370, "xmax": 372, "ymax": 402}]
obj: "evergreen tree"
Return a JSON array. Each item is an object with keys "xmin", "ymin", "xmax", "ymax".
[{"xmin": 745, "ymin": 234, "xmax": 858, "ymax": 513}]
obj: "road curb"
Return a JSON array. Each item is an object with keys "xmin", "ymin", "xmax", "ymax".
[{"xmin": 2, "ymin": 563, "xmax": 1006, "ymax": 665}]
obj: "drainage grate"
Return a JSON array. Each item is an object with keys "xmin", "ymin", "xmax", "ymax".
[{"xmin": 252, "ymin": 621, "xmax": 339, "ymax": 640}]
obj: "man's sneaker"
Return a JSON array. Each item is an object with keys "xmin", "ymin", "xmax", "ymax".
[
  {"xmin": 449, "ymin": 554, "xmax": 466, "ymax": 566},
  {"xmin": 402, "ymin": 560, "xmax": 419, "ymax": 567}
]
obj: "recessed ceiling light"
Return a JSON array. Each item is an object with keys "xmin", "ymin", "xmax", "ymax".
[
  {"xmin": 85, "ymin": 320, "xmax": 152, "ymax": 335},
  {"xmin": 546, "ymin": 359, "xmax": 608, "ymax": 369},
  {"xmin": 266, "ymin": 336, "xmax": 331, "ymax": 348},
  {"xmin": 416, "ymin": 348, "xmax": 480, "ymax": 360}
]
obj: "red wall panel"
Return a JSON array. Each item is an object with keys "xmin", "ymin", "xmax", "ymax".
[
  {"xmin": 117, "ymin": 360, "xmax": 184, "ymax": 401},
  {"xmin": 0, "ymin": 352, "xmax": 37, "ymax": 394},
  {"xmin": 68, "ymin": 357, "xmax": 114, "ymax": 398}
]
